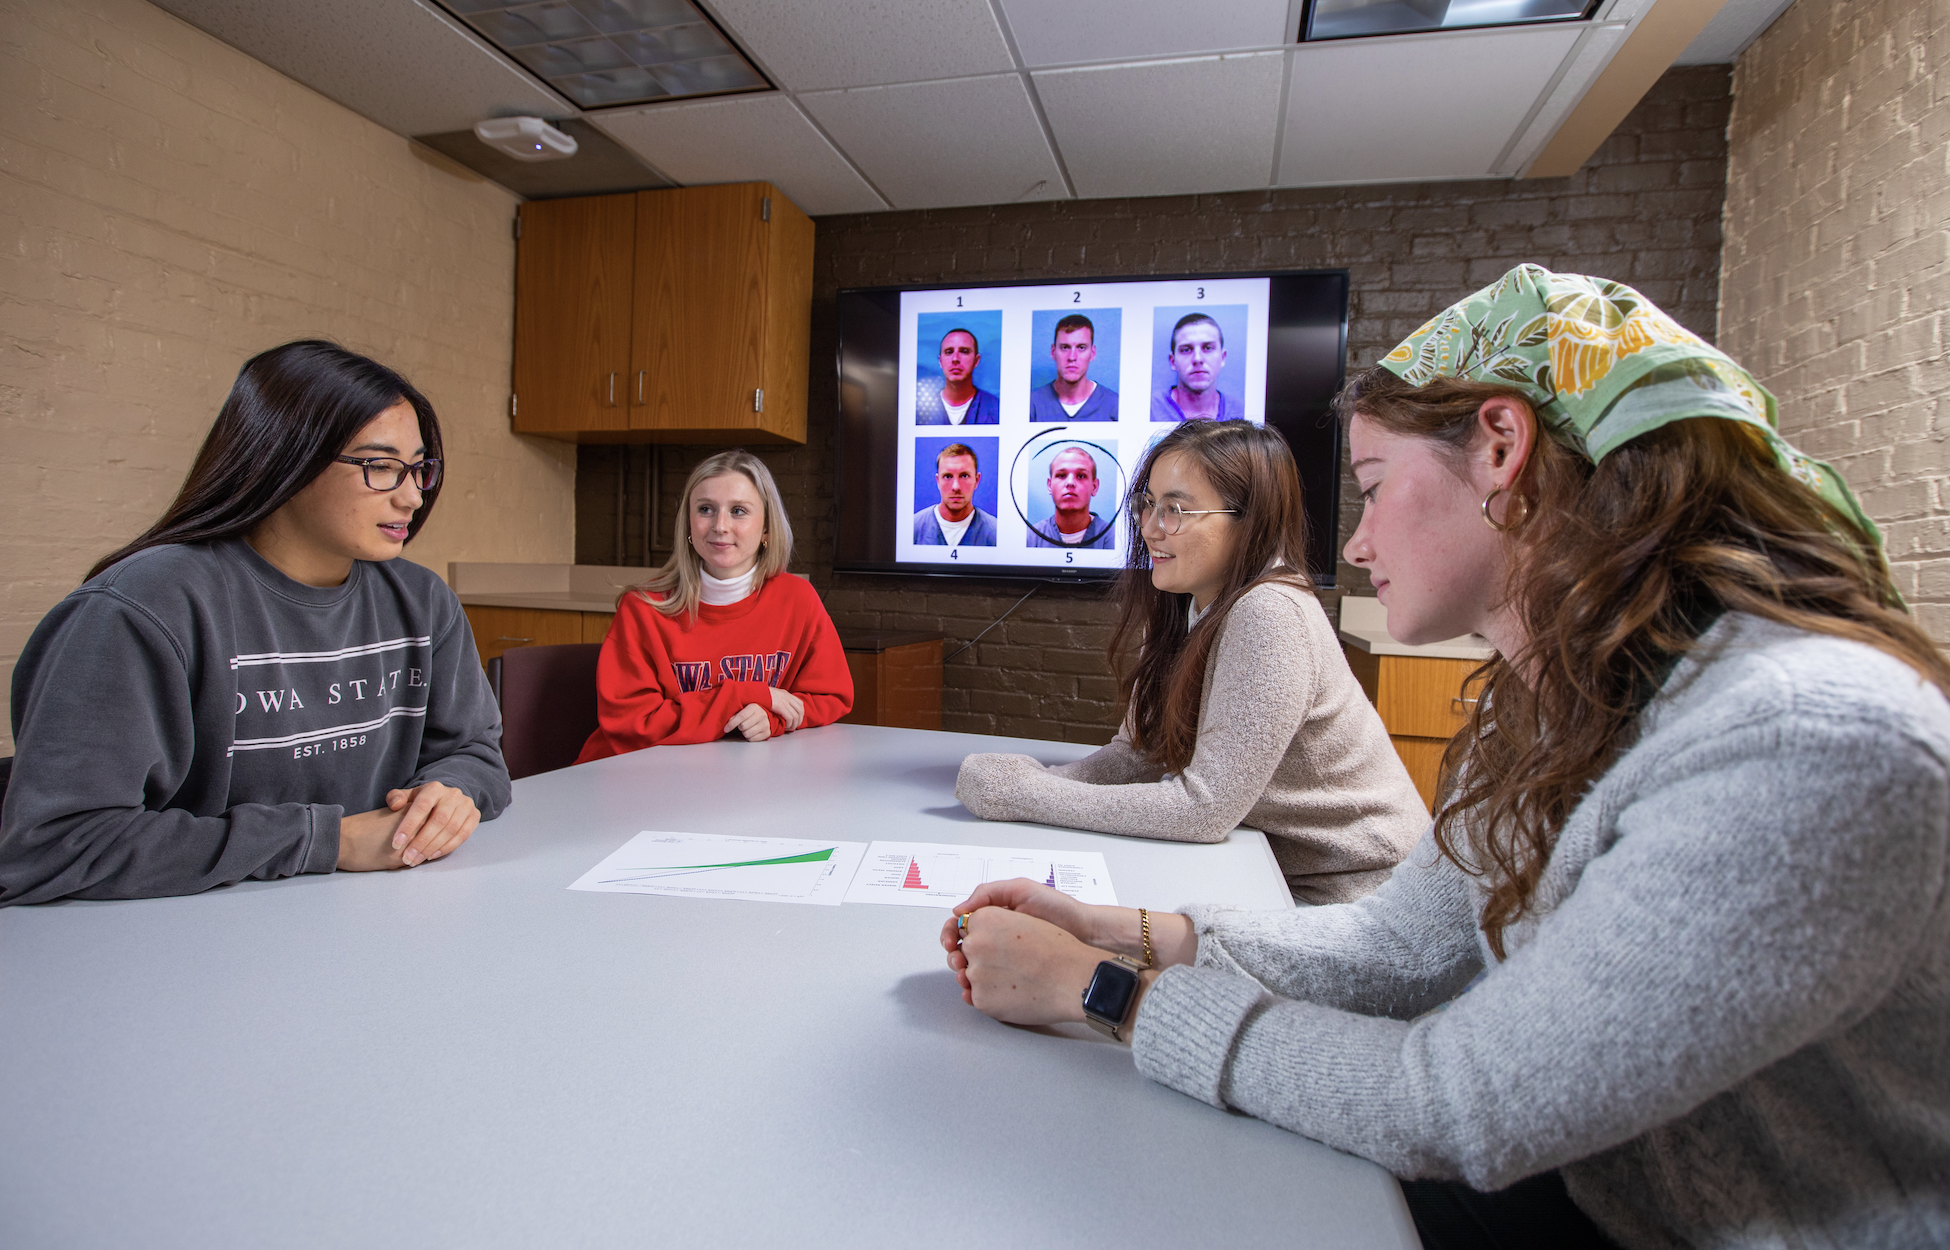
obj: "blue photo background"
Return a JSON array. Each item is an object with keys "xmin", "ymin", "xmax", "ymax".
[
  {"xmin": 1149, "ymin": 303, "xmax": 1249, "ymax": 418},
  {"xmin": 916, "ymin": 309, "xmax": 1003, "ymax": 397},
  {"xmin": 913, "ymin": 435, "xmax": 1000, "ymax": 518},
  {"xmin": 1027, "ymin": 307, "xmax": 1123, "ymax": 393},
  {"xmin": 1024, "ymin": 437, "xmax": 1122, "ymax": 531}
]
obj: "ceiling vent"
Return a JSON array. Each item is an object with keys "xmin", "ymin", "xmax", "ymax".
[{"xmin": 436, "ymin": 0, "xmax": 770, "ymax": 109}]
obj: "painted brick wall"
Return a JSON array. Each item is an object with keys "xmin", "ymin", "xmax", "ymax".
[
  {"xmin": 0, "ymin": 0, "xmax": 579, "ymax": 753},
  {"xmin": 576, "ymin": 67, "xmax": 1731, "ymax": 745},
  {"xmin": 1720, "ymin": 0, "xmax": 1950, "ymax": 642}
]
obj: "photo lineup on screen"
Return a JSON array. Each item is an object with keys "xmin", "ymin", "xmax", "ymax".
[{"xmin": 894, "ymin": 276, "xmax": 1271, "ymax": 572}]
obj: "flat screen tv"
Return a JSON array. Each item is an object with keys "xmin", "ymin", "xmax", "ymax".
[{"xmin": 834, "ymin": 270, "xmax": 1350, "ymax": 585}]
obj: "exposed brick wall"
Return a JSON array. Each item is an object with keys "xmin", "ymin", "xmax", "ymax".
[
  {"xmin": 1720, "ymin": 0, "xmax": 1950, "ymax": 642},
  {"xmin": 0, "ymin": 0, "xmax": 579, "ymax": 755},
  {"xmin": 577, "ymin": 66, "xmax": 1731, "ymax": 744}
]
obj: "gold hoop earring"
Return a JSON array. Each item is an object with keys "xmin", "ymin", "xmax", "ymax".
[{"xmin": 1481, "ymin": 487, "xmax": 1529, "ymax": 533}]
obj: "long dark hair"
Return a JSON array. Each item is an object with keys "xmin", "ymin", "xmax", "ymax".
[
  {"xmin": 1339, "ymin": 366, "xmax": 1950, "ymax": 958},
  {"xmin": 1110, "ymin": 420, "xmax": 1313, "ymax": 774},
  {"xmin": 88, "ymin": 341, "xmax": 444, "ymax": 580}
]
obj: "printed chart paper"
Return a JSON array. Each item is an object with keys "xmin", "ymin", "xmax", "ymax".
[
  {"xmin": 570, "ymin": 831, "xmax": 865, "ymax": 906},
  {"xmin": 844, "ymin": 841, "xmax": 1117, "ymax": 908}
]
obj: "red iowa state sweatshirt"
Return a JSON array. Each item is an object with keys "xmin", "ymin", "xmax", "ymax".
[{"xmin": 575, "ymin": 572, "xmax": 853, "ymax": 760}]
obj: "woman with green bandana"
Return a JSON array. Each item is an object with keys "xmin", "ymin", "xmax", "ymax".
[{"xmin": 938, "ymin": 265, "xmax": 1950, "ymax": 1249}]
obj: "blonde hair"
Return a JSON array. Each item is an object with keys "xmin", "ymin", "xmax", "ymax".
[{"xmin": 632, "ymin": 450, "xmax": 793, "ymax": 620}]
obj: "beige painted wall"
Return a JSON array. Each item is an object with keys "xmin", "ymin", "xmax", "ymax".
[
  {"xmin": 1720, "ymin": 0, "xmax": 1950, "ymax": 641},
  {"xmin": 0, "ymin": 0, "xmax": 578, "ymax": 752}
]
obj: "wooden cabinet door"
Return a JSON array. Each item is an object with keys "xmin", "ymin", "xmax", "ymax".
[
  {"xmin": 513, "ymin": 194, "xmax": 635, "ymax": 436},
  {"xmin": 1377, "ymin": 656, "xmax": 1483, "ymax": 739},
  {"xmin": 462, "ymin": 606, "xmax": 587, "ymax": 668},
  {"xmin": 630, "ymin": 184, "xmax": 769, "ymax": 436}
]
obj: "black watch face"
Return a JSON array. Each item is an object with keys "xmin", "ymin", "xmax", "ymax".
[{"xmin": 1082, "ymin": 960, "xmax": 1139, "ymax": 1025}]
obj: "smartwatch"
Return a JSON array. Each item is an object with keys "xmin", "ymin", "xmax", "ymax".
[{"xmin": 1081, "ymin": 956, "xmax": 1145, "ymax": 1039}]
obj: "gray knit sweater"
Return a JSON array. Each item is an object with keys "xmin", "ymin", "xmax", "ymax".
[
  {"xmin": 1131, "ymin": 614, "xmax": 1950, "ymax": 1248},
  {"xmin": 956, "ymin": 582, "xmax": 1428, "ymax": 904}
]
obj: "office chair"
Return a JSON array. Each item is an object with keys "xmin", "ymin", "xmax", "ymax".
[{"xmin": 488, "ymin": 643, "xmax": 603, "ymax": 781}]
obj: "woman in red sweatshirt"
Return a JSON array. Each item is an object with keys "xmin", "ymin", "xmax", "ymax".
[{"xmin": 575, "ymin": 451, "xmax": 853, "ymax": 759}]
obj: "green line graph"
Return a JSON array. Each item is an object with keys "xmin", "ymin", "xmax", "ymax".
[
  {"xmin": 572, "ymin": 832, "xmax": 867, "ymax": 906},
  {"xmin": 600, "ymin": 845, "xmax": 835, "ymax": 885}
]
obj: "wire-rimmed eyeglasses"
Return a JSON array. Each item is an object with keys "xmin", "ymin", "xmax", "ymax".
[
  {"xmin": 336, "ymin": 455, "xmax": 442, "ymax": 491},
  {"xmin": 1135, "ymin": 494, "xmax": 1238, "ymax": 535}
]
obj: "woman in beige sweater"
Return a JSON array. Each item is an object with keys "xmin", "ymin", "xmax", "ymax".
[{"xmin": 955, "ymin": 420, "xmax": 1426, "ymax": 904}]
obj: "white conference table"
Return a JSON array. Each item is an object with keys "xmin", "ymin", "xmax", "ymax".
[{"xmin": 0, "ymin": 724, "xmax": 1419, "ymax": 1250}]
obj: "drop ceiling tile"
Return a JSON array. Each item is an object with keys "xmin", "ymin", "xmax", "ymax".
[
  {"xmin": 1279, "ymin": 28, "xmax": 1582, "ymax": 185},
  {"xmin": 594, "ymin": 95, "xmax": 886, "ymax": 215},
  {"xmin": 149, "ymin": 0, "xmax": 571, "ymax": 136},
  {"xmin": 997, "ymin": 0, "xmax": 1291, "ymax": 67},
  {"xmin": 1032, "ymin": 53, "xmax": 1285, "ymax": 200},
  {"xmin": 799, "ymin": 76, "xmax": 1064, "ymax": 210},
  {"xmin": 701, "ymin": 0, "xmax": 1013, "ymax": 90}
]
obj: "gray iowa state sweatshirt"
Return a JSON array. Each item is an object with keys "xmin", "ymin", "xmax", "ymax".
[{"xmin": 1, "ymin": 538, "xmax": 510, "ymax": 905}]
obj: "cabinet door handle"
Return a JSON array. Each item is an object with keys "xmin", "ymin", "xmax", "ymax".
[
  {"xmin": 1451, "ymin": 696, "xmax": 1480, "ymax": 713},
  {"xmin": 494, "ymin": 636, "xmax": 533, "ymax": 644},
  {"xmin": 636, "ymin": 369, "xmax": 646, "ymax": 405},
  {"xmin": 607, "ymin": 372, "xmax": 618, "ymax": 406}
]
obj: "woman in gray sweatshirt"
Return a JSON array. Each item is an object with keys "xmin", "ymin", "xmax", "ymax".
[
  {"xmin": 1, "ymin": 341, "xmax": 510, "ymax": 905},
  {"xmin": 955, "ymin": 420, "xmax": 1428, "ymax": 905},
  {"xmin": 941, "ymin": 267, "xmax": 1950, "ymax": 1249}
]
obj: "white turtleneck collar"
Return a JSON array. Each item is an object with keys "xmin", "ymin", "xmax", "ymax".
[
  {"xmin": 1187, "ymin": 597, "xmax": 1209, "ymax": 630},
  {"xmin": 700, "ymin": 565, "xmax": 760, "ymax": 606}
]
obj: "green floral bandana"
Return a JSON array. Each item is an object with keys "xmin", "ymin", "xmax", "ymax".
[{"xmin": 1378, "ymin": 263, "xmax": 1881, "ymax": 553}]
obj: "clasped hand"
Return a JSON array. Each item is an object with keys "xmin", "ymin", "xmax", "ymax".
[
  {"xmin": 726, "ymin": 686, "xmax": 806, "ymax": 742},
  {"xmin": 939, "ymin": 879, "xmax": 1197, "ymax": 1033},
  {"xmin": 338, "ymin": 781, "xmax": 480, "ymax": 871}
]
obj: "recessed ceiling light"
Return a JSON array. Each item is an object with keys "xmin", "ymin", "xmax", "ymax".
[
  {"xmin": 1302, "ymin": 0, "xmax": 1600, "ymax": 41},
  {"xmin": 436, "ymin": 0, "xmax": 771, "ymax": 110}
]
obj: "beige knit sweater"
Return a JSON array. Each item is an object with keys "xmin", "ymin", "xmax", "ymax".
[{"xmin": 955, "ymin": 582, "xmax": 1429, "ymax": 904}]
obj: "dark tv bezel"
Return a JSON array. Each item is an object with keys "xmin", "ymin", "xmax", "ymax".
[{"xmin": 833, "ymin": 268, "xmax": 1350, "ymax": 586}]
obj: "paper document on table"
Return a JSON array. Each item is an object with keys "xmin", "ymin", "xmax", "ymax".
[
  {"xmin": 844, "ymin": 841, "xmax": 1116, "ymax": 908},
  {"xmin": 570, "ymin": 831, "xmax": 866, "ymax": 906}
]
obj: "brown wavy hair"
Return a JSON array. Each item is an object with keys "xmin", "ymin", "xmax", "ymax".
[
  {"xmin": 1340, "ymin": 367, "xmax": 1950, "ymax": 958},
  {"xmin": 1110, "ymin": 420, "xmax": 1312, "ymax": 774}
]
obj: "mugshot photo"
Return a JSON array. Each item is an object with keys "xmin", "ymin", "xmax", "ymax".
[
  {"xmin": 1028, "ymin": 308, "xmax": 1121, "ymax": 423},
  {"xmin": 1150, "ymin": 303, "xmax": 1249, "ymax": 422},
  {"xmin": 912, "ymin": 435, "xmax": 1000, "ymax": 548},
  {"xmin": 1019, "ymin": 436, "xmax": 1121, "ymax": 550},
  {"xmin": 914, "ymin": 309, "xmax": 1002, "ymax": 426}
]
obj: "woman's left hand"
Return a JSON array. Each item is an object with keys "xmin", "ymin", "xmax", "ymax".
[
  {"xmin": 954, "ymin": 905, "xmax": 1103, "ymax": 1025},
  {"xmin": 386, "ymin": 781, "xmax": 480, "ymax": 866},
  {"xmin": 769, "ymin": 686, "xmax": 805, "ymax": 732}
]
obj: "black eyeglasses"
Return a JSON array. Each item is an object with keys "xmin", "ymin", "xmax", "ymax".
[{"xmin": 336, "ymin": 456, "xmax": 442, "ymax": 491}]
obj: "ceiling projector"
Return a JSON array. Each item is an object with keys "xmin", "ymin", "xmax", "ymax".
[{"xmin": 474, "ymin": 117, "xmax": 578, "ymax": 162}]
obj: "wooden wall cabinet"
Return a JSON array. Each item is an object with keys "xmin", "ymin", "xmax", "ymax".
[{"xmin": 512, "ymin": 182, "xmax": 814, "ymax": 445}]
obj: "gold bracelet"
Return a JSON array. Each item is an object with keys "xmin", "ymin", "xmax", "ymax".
[{"xmin": 1139, "ymin": 907, "xmax": 1154, "ymax": 968}]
